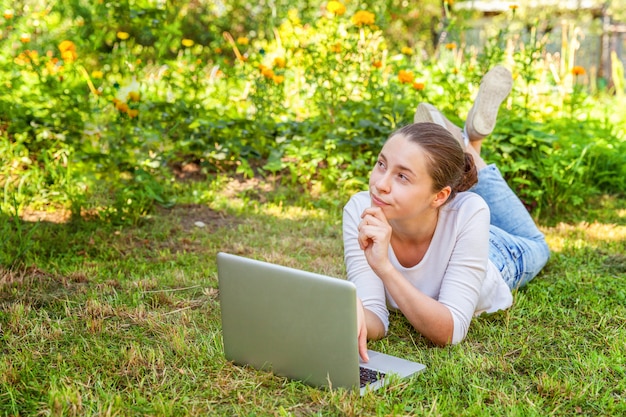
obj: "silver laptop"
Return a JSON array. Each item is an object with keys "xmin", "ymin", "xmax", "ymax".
[{"xmin": 217, "ymin": 252, "xmax": 426, "ymax": 395}]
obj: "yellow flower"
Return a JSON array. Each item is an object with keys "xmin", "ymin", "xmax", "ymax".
[
  {"xmin": 572, "ymin": 66, "xmax": 586, "ymax": 76},
  {"xmin": 58, "ymin": 40, "xmax": 77, "ymax": 62},
  {"xmin": 92, "ymin": 70, "xmax": 104, "ymax": 79},
  {"xmin": 327, "ymin": 1, "xmax": 346, "ymax": 16},
  {"xmin": 127, "ymin": 91, "xmax": 140, "ymax": 102},
  {"xmin": 236, "ymin": 37, "xmax": 249, "ymax": 45},
  {"xmin": 215, "ymin": 47, "xmax": 223, "ymax": 54},
  {"xmin": 273, "ymin": 75, "xmax": 285, "ymax": 84},
  {"xmin": 4, "ymin": 9, "xmax": 14, "ymax": 19},
  {"xmin": 330, "ymin": 42, "xmax": 342, "ymax": 53},
  {"xmin": 20, "ymin": 33, "xmax": 31, "ymax": 43},
  {"xmin": 127, "ymin": 109, "xmax": 139, "ymax": 118},
  {"xmin": 45, "ymin": 58, "xmax": 61, "ymax": 74},
  {"xmin": 59, "ymin": 40, "xmax": 76, "ymax": 53},
  {"xmin": 401, "ymin": 46, "xmax": 413, "ymax": 55},
  {"xmin": 61, "ymin": 50, "xmax": 77, "ymax": 62},
  {"xmin": 117, "ymin": 31, "xmax": 130, "ymax": 40},
  {"xmin": 412, "ymin": 82, "xmax": 425, "ymax": 91},
  {"xmin": 509, "ymin": 4, "xmax": 519, "ymax": 10},
  {"xmin": 14, "ymin": 53, "xmax": 28, "ymax": 66},
  {"xmin": 182, "ymin": 38, "xmax": 194, "ymax": 47},
  {"xmin": 24, "ymin": 50, "xmax": 39, "ymax": 64},
  {"xmin": 351, "ymin": 10, "xmax": 376, "ymax": 27},
  {"xmin": 273, "ymin": 57, "xmax": 286, "ymax": 68},
  {"xmin": 398, "ymin": 70, "xmax": 415, "ymax": 84},
  {"xmin": 445, "ymin": 42, "xmax": 456, "ymax": 50}
]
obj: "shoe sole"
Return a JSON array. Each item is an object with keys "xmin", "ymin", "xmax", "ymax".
[
  {"xmin": 413, "ymin": 103, "xmax": 467, "ymax": 146},
  {"xmin": 468, "ymin": 66, "xmax": 513, "ymax": 137},
  {"xmin": 414, "ymin": 103, "xmax": 446, "ymax": 127}
]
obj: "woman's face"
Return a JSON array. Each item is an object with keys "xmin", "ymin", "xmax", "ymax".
[{"xmin": 368, "ymin": 134, "xmax": 441, "ymax": 222}]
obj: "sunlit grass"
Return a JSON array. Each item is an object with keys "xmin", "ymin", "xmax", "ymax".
[{"xmin": 1, "ymin": 181, "xmax": 625, "ymax": 416}]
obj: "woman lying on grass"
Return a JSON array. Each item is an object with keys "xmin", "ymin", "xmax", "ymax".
[{"xmin": 343, "ymin": 66, "xmax": 550, "ymax": 361}]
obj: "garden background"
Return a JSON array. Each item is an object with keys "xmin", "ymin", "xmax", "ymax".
[{"xmin": 1, "ymin": 0, "xmax": 625, "ymax": 415}]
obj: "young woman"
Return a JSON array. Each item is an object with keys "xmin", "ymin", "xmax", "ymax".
[{"xmin": 343, "ymin": 66, "xmax": 550, "ymax": 362}]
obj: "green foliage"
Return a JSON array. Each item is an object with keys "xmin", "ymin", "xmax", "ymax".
[{"xmin": 0, "ymin": 0, "xmax": 625, "ymax": 226}]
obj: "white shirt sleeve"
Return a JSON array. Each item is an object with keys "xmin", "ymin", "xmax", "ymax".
[{"xmin": 342, "ymin": 192, "xmax": 390, "ymax": 333}]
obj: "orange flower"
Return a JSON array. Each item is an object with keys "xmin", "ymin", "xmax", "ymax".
[
  {"xmin": 509, "ymin": 4, "xmax": 519, "ymax": 10},
  {"xmin": 412, "ymin": 82, "xmax": 425, "ymax": 91},
  {"xmin": 115, "ymin": 100, "xmax": 129, "ymax": 113},
  {"xmin": 445, "ymin": 42, "xmax": 456, "ymax": 50},
  {"xmin": 330, "ymin": 42, "xmax": 342, "ymax": 53},
  {"xmin": 372, "ymin": 60, "xmax": 382, "ymax": 68},
  {"xmin": 351, "ymin": 10, "xmax": 376, "ymax": 27},
  {"xmin": 4, "ymin": 9, "xmax": 14, "ymax": 19},
  {"xmin": 261, "ymin": 67, "xmax": 274, "ymax": 79},
  {"xmin": 572, "ymin": 66, "xmax": 586, "ymax": 76},
  {"xmin": 127, "ymin": 109, "xmax": 139, "ymax": 118},
  {"xmin": 20, "ymin": 33, "xmax": 31, "ymax": 43},
  {"xmin": 327, "ymin": 1, "xmax": 346, "ymax": 16},
  {"xmin": 273, "ymin": 75, "xmax": 285, "ymax": 84},
  {"xmin": 398, "ymin": 70, "xmax": 415, "ymax": 84}
]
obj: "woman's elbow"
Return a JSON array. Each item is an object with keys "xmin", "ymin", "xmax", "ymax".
[
  {"xmin": 418, "ymin": 322, "xmax": 457, "ymax": 347},
  {"xmin": 429, "ymin": 331, "xmax": 456, "ymax": 347}
]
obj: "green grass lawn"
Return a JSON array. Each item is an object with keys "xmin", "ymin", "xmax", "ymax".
[{"xmin": 1, "ymin": 179, "xmax": 625, "ymax": 416}]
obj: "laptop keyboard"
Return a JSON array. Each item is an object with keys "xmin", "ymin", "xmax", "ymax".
[{"xmin": 359, "ymin": 366, "xmax": 386, "ymax": 388}]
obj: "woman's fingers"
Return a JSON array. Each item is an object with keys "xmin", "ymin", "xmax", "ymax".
[
  {"xmin": 356, "ymin": 298, "xmax": 369, "ymax": 362},
  {"xmin": 361, "ymin": 206, "xmax": 388, "ymax": 223}
]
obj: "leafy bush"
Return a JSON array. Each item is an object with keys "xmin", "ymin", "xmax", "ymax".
[{"xmin": 0, "ymin": 1, "xmax": 624, "ymax": 225}]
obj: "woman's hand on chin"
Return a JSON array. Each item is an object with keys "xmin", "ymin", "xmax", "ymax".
[{"xmin": 358, "ymin": 207, "xmax": 394, "ymax": 276}]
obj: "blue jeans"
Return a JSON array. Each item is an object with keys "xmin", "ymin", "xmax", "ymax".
[{"xmin": 470, "ymin": 164, "xmax": 550, "ymax": 290}]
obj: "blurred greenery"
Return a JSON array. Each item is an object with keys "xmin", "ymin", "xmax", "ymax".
[{"xmin": 0, "ymin": 0, "xmax": 625, "ymax": 226}]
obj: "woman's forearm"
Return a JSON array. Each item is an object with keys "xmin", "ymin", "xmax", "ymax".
[{"xmin": 379, "ymin": 268, "xmax": 454, "ymax": 345}]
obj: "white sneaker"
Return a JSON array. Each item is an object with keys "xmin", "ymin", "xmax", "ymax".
[
  {"xmin": 414, "ymin": 102, "xmax": 447, "ymax": 126},
  {"xmin": 465, "ymin": 65, "xmax": 513, "ymax": 140},
  {"xmin": 414, "ymin": 103, "xmax": 467, "ymax": 147}
]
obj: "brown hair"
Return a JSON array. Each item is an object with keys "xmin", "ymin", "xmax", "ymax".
[{"xmin": 390, "ymin": 122, "xmax": 478, "ymax": 203}]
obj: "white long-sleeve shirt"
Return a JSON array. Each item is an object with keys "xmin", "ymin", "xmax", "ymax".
[{"xmin": 343, "ymin": 191, "xmax": 513, "ymax": 344}]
